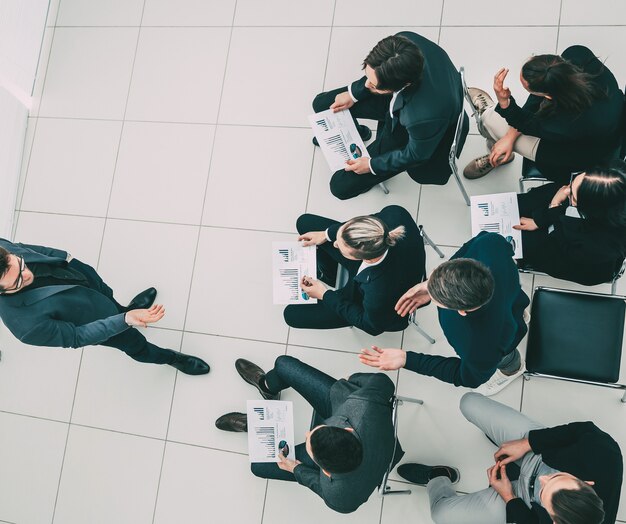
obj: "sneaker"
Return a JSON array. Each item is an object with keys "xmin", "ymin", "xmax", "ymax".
[
  {"xmin": 312, "ymin": 124, "xmax": 371, "ymax": 146},
  {"xmin": 467, "ymin": 87, "xmax": 494, "ymax": 114},
  {"xmin": 475, "ymin": 359, "xmax": 526, "ymax": 397},
  {"xmin": 397, "ymin": 463, "xmax": 460, "ymax": 486},
  {"xmin": 463, "ymin": 152, "xmax": 515, "ymax": 180}
]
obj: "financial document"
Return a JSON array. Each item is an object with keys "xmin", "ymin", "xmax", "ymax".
[
  {"xmin": 247, "ymin": 400, "xmax": 296, "ymax": 463},
  {"xmin": 308, "ymin": 109, "xmax": 370, "ymax": 171},
  {"xmin": 470, "ymin": 192, "xmax": 523, "ymax": 258},
  {"xmin": 272, "ymin": 241, "xmax": 317, "ymax": 305}
]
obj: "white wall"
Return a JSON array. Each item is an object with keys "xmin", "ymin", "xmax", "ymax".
[{"xmin": 0, "ymin": 0, "xmax": 51, "ymax": 238}]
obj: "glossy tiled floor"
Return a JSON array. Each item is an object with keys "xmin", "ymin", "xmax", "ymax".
[{"xmin": 2, "ymin": 1, "xmax": 626, "ymax": 523}]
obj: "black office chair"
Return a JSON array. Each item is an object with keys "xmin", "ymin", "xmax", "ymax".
[{"xmin": 524, "ymin": 286, "xmax": 626, "ymax": 403}]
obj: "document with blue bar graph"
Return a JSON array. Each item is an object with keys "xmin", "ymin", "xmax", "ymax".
[
  {"xmin": 247, "ymin": 400, "xmax": 295, "ymax": 463},
  {"xmin": 272, "ymin": 241, "xmax": 317, "ymax": 305},
  {"xmin": 308, "ymin": 109, "xmax": 370, "ymax": 171},
  {"xmin": 470, "ymin": 192, "xmax": 523, "ymax": 259}
]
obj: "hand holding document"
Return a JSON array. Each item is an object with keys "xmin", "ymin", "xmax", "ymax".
[
  {"xmin": 272, "ymin": 241, "xmax": 317, "ymax": 305},
  {"xmin": 308, "ymin": 109, "xmax": 370, "ymax": 172},
  {"xmin": 247, "ymin": 400, "xmax": 296, "ymax": 463},
  {"xmin": 470, "ymin": 192, "xmax": 523, "ymax": 258}
]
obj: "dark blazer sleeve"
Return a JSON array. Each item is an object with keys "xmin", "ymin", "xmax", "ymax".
[
  {"xmin": 528, "ymin": 421, "xmax": 599, "ymax": 453},
  {"xmin": 15, "ymin": 242, "xmax": 68, "ymax": 259},
  {"xmin": 347, "ymin": 373, "xmax": 395, "ymax": 402},
  {"xmin": 506, "ymin": 498, "xmax": 538, "ymax": 523},
  {"xmin": 494, "ymin": 96, "xmax": 552, "ymax": 138},
  {"xmin": 321, "ymin": 287, "xmax": 388, "ymax": 336},
  {"xmin": 349, "ymin": 76, "xmax": 373, "ymax": 102},
  {"xmin": 403, "ymin": 350, "xmax": 496, "ymax": 388},
  {"xmin": 20, "ymin": 313, "xmax": 130, "ymax": 349}
]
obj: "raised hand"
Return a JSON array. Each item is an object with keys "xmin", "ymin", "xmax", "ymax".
[{"xmin": 359, "ymin": 345, "xmax": 407, "ymax": 371}]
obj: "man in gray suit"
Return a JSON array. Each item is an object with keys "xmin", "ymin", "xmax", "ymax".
[
  {"xmin": 215, "ymin": 355, "xmax": 403, "ymax": 513},
  {"xmin": 0, "ymin": 239, "xmax": 209, "ymax": 374}
]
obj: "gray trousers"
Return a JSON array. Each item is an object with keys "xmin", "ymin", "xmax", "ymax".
[{"xmin": 427, "ymin": 392, "xmax": 545, "ymax": 524}]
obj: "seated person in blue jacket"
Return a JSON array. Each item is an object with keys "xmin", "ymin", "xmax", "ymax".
[
  {"xmin": 360, "ymin": 232, "xmax": 529, "ymax": 395},
  {"xmin": 214, "ymin": 355, "xmax": 403, "ymax": 514},
  {"xmin": 0, "ymin": 239, "xmax": 209, "ymax": 375},
  {"xmin": 284, "ymin": 205, "xmax": 426, "ymax": 336},
  {"xmin": 464, "ymin": 45, "xmax": 624, "ymax": 183},
  {"xmin": 397, "ymin": 392, "xmax": 622, "ymax": 524},
  {"xmin": 514, "ymin": 160, "xmax": 626, "ymax": 286},
  {"xmin": 311, "ymin": 31, "xmax": 468, "ymax": 200}
]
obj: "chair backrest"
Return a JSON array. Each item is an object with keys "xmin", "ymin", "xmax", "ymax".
[
  {"xmin": 449, "ymin": 68, "xmax": 469, "ymax": 167},
  {"xmin": 460, "ymin": 66, "xmax": 483, "ymax": 132},
  {"xmin": 526, "ymin": 287, "xmax": 626, "ymax": 383}
]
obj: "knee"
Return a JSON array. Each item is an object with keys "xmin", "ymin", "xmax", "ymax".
[
  {"xmin": 312, "ymin": 92, "xmax": 329, "ymax": 113},
  {"xmin": 283, "ymin": 305, "xmax": 300, "ymax": 327},
  {"xmin": 459, "ymin": 392, "xmax": 483, "ymax": 418},
  {"xmin": 273, "ymin": 354, "xmax": 297, "ymax": 372},
  {"xmin": 296, "ymin": 214, "xmax": 315, "ymax": 234},
  {"xmin": 329, "ymin": 174, "xmax": 354, "ymax": 201},
  {"xmin": 250, "ymin": 462, "xmax": 266, "ymax": 479}
]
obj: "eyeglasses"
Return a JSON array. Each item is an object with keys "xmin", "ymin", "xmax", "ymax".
[{"xmin": 2, "ymin": 256, "xmax": 26, "ymax": 293}]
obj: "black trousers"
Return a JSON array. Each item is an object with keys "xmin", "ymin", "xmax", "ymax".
[
  {"xmin": 250, "ymin": 356, "xmax": 336, "ymax": 480},
  {"xmin": 70, "ymin": 259, "xmax": 177, "ymax": 365},
  {"xmin": 283, "ymin": 214, "xmax": 362, "ymax": 330},
  {"xmin": 312, "ymin": 86, "xmax": 468, "ymax": 200}
]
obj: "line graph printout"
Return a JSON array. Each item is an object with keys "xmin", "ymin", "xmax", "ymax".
[
  {"xmin": 470, "ymin": 192, "xmax": 523, "ymax": 258},
  {"xmin": 272, "ymin": 241, "xmax": 317, "ymax": 305},
  {"xmin": 308, "ymin": 109, "xmax": 370, "ymax": 171},
  {"xmin": 247, "ymin": 400, "xmax": 295, "ymax": 463}
]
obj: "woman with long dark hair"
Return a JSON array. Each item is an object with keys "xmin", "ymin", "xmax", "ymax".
[
  {"xmin": 463, "ymin": 45, "xmax": 624, "ymax": 183},
  {"xmin": 513, "ymin": 160, "xmax": 626, "ymax": 285}
]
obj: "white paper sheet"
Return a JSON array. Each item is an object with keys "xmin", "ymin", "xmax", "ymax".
[
  {"xmin": 247, "ymin": 400, "xmax": 296, "ymax": 463},
  {"xmin": 272, "ymin": 241, "xmax": 317, "ymax": 305},
  {"xmin": 308, "ymin": 109, "xmax": 370, "ymax": 171},
  {"xmin": 470, "ymin": 192, "xmax": 523, "ymax": 259}
]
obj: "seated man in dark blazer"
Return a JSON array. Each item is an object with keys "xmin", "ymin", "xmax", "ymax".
[
  {"xmin": 312, "ymin": 31, "xmax": 468, "ymax": 200},
  {"xmin": 284, "ymin": 205, "xmax": 426, "ymax": 336},
  {"xmin": 397, "ymin": 392, "xmax": 622, "ymax": 524},
  {"xmin": 361, "ymin": 232, "xmax": 529, "ymax": 395},
  {"xmin": 215, "ymin": 355, "xmax": 403, "ymax": 514},
  {"xmin": 0, "ymin": 239, "xmax": 209, "ymax": 374}
]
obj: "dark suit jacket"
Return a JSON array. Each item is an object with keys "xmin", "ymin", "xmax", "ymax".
[
  {"xmin": 321, "ymin": 205, "xmax": 426, "ymax": 335},
  {"xmin": 349, "ymin": 31, "xmax": 463, "ymax": 177},
  {"xmin": 0, "ymin": 239, "xmax": 128, "ymax": 348},
  {"xmin": 293, "ymin": 373, "xmax": 403, "ymax": 514},
  {"xmin": 506, "ymin": 422, "xmax": 623, "ymax": 524}
]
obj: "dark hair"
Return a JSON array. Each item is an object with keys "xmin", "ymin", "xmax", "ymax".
[
  {"xmin": 363, "ymin": 35, "xmax": 424, "ymax": 92},
  {"xmin": 551, "ymin": 480, "xmax": 605, "ymax": 524},
  {"xmin": 340, "ymin": 215, "xmax": 405, "ymax": 259},
  {"xmin": 577, "ymin": 160, "xmax": 626, "ymax": 230},
  {"xmin": 0, "ymin": 247, "xmax": 12, "ymax": 291},
  {"xmin": 427, "ymin": 259, "xmax": 495, "ymax": 311},
  {"xmin": 309, "ymin": 426, "xmax": 363, "ymax": 474},
  {"xmin": 521, "ymin": 54, "xmax": 605, "ymax": 117}
]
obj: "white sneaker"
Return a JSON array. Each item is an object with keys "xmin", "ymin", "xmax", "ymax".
[{"xmin": 476, "ymin": 360, "xmax": 526, "ymax": 397}]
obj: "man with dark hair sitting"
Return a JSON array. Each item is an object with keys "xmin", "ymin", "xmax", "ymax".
[
  {"xmin": 360, "ymin": 232, "xmax": 529, "ymax": 395},
  {"xmin": 311, "ymin": 31, "xmax": 468, "ymax": 200},
  {"xmin": 397, "ymin": 392, "xmax": 622, "ymax": 524},
  {"xmin": 215, "ymin": 355, "xmax": 403, "ymax": 514}
]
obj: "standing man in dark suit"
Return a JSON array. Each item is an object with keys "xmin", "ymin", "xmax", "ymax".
[
  {"xmin": 360, "ymin": 232, "xmax": 529, "ymax": 395},
  {"xmin": 284, "ymin": 205, "xmax": 426, "ymax": 336},
  {"xmin": 215, "ymin": 355, "xmax": 403, "ymax": 514},
  {"xmin": 312, "ymin": 31, "xmax": 468, "ymax": 200},
  {"xmin": 0, "ymin": 239, "xmax": 209, "ymax": 374}
]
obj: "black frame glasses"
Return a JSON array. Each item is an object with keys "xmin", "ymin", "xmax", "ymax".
[{"xmin": 2, "ymin": 256, "xmax": 26, "ymax": 293}]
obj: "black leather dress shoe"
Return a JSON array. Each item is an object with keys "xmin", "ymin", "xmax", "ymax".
[
  {"xmin": 235, "ymin": 358, "xmax": 279, "ymax": 400},
  {"xmin": 126, "ymin": 287, "xmax": 157, "ymax": 311},
  {"xmin": 397, "ymin": 463, "xmax": 460, "ymax": 485},
  {"xmin": 170, "ymin": 353, "xmax": 210, "ymax": 375},
  {"xmin": 215, "ymin": 412, "xmax": 248, "ymax": 432}
]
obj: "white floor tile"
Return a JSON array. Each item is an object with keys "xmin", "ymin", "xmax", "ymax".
[
  {"xmin": 219, "ymin": 27, "xmax": 330, "ymax": 127},
  {"xmin": 39, "ymin": 28, "xmax": 138, "ymax": 119},
  {"xmin": 560, "ymin": 0, "xmax": 626, "ymax": 25},
  {"xmin": 288, "ymin": 324, "xmax": 403, "ymax": 354},
  {"xmin": 380, "ymin": 482, "xmax": 434, "ymax": 524},
  {"xmin": 29, "ymin": 26, "xmax": 55, "ymax": 117},
  {"xmin": 14, "ymin": 212, "xmax": 105, "ymax": 268},
  {"xmin": 20, "ymin": 118, "xmax": 121, "ymax": 216},
  {"xmin": 0, "ymin": 327, "xmax": 81, "ymax": 422},
  {"xmin": 142, "ymin": 0, "xmax": 236, "ymax": 27},
  {"xmin": 333, "ymin": 0, "xmax": 443, "ymax": 27},
  {"xmin": 154, "ymin": 443, "xmax": 267, "ymax": 524},
  {"xmin": 185, "ymin": 227, "xmax": 292, "ymax": 342},
  {"xmin": 324, "ymin": 27, "xmax": 440, "ymax": 92},
  {"xmin": 108, "ymin": 122, "xmax": 214, "ymax": 224},
  {"xmin": 234, "ymin": 0, "xmax": 334, "ymax": 26},
  {"xmin": 441, "ymin": 0, "xmax": 560, "ymax": 26},
  {"xmin": 56, "ymin": 0, "xmax": 144, "ymax": 26},
  {"xmin": 167, "ymin": 332, "xmax": 285, "ymax": 451},
  {"xmin": 0, "ymin": 413, "xmax": 67, "ymax": 524},
  {"xmin": 203, "ymin": 126, "xmax": 311, "ymax": 232},
  {"xmin": 98, "ymin": 220, "xmax": 198, "ymax": 330},
  {"xmin": 53, "ymin": 426, "xmax": 164, "ymax": 524},
  {"xmin": 126, "ymin": 28, "xmax": 231, "ymax": 123},
  {"xmin": 71, "ymin": 328, "xmax": 181, "ymax": 439}
]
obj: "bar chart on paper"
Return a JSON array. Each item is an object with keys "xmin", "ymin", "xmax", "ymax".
[
  {"xmin": 272, "ymin": 241, "xmax": 317, "ymax": 305},
  {"xmin": 247, "ymin": 400, "xmax": 295, "ymax": 463},
  {"xmin": 470, "ymin": 192, "xmax": 523, "ymax": 258}
]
